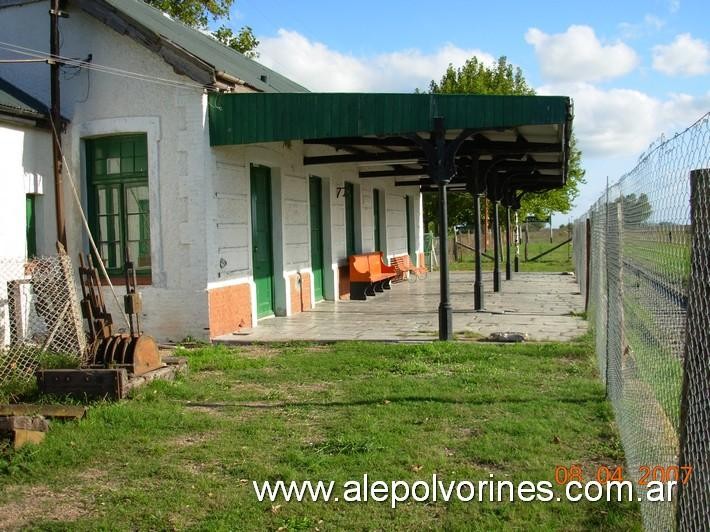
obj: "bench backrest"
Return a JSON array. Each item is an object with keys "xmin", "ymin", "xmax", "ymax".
[
  {"xmin": 368, "ymin": 253, "xmax": 383, "ymax": 276},
  {"xmin": 392, "ymin": 254, "xmax": 413, "ymax": 273},
  {"xmin": 350, "ymin": 251, "xmax": 389, "ymax": 281}
]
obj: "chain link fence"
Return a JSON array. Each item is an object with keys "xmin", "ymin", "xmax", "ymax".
[
  {"xmin": 0, "ymin": 254, "xmax": 87, "ymax": 387},
  {"xmin": 573, "ymin": 113, "xmax": 710, "ymax": 531}
]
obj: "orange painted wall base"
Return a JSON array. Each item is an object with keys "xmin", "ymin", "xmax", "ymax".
[
  {"xmin": 289, "ymin": 272, "xmax": 312, "ymax": 315},
  {"xmin": 338, "ymin": 265, "xmax": 350, "ymax": 300},
  {"xmin": 208, "ymin": 283, "xmax": 252, "ymax": 338}
]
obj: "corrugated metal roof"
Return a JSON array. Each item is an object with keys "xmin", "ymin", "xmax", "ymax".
[
  {"xmin": 208, "ymin": 92, "xmax": 572, "ymax": 192},
  {"xmin": 208, "ymin": 92, "xmax": 571, "ymax": 146},
  {"xmin": 99, "ymin": 0, "xmax": 308, "ymax": 93},
  {"xmin": 0, "ymin": 76, "xmax": 50, "ymax": 121},
  {"xmin": 209, "ymin": 93, "xmax": 571, "ymax": 146}
]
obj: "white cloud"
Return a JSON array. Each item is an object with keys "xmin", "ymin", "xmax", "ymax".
[
  {"xmin": 669, "ymin": 0, "xmax": 680, "ymax": 13},
  {"xmin": 256, "ymin": 29, "xmax": 495, "ymax": 92},
  {"xmin": 652, "ymin": 33, "xmax": 710, "ymax": 76},
  {"xmin": 525, "ymin": 25, "xmax": 639, "ymax": 82},
  {"xmin": 618, "ymin": 14, "xmax": 665, "ymax": 40},
  {"xmin": 539, "ymin": 82, "xmax": 710, "ymax": 157}
]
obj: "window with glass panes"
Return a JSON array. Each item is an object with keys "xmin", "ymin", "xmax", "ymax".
[{"xmin": 86, "ymin": 134, "xmax": 150, "ymax": 277}]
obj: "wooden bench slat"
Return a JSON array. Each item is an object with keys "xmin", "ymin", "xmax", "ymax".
[{"xmin": 348, "ymin": 251, "xmax": 396, "ymax": 300}]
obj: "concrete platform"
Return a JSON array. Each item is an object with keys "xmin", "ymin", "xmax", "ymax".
[{"xmin": 214, "ymin": 271, "xmax": 587, "ymax": 344}]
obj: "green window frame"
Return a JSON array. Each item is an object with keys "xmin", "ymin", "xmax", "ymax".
[
  {"xmin": 86, "ymin": 134, "xmax": 151, "ymax": 277},
  {"xmin": 26, "ymin": 194, "xmax": 37, "ymax": 258}
]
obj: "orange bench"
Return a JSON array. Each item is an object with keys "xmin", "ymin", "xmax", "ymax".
[
  {"xmin": 391, "ymin": 254, "xmax": 428, "ymax": 282},
  {"xmin": 348, "ymin": 251, "xmax": 396, "ymax": 300}
]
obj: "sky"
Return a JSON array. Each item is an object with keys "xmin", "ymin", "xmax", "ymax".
[{"xmin": 220, "ymin": 0, "xmax": 709, "ymax": 221}]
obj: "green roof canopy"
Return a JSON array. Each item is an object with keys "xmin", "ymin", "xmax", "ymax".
[
  {"xmin": 207, "ymin": 92, "xmax": 573, "ymax": 196},
  {"xmin": 208, "ymin": 92, "xmax": 570, "ymax": 146}
]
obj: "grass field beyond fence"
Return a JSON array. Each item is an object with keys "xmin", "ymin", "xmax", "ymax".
[
  {"xmin": 449, "ymin": 229, "xmax": 573, "ymax": 273},
  {"xmin": 0, "ymin": 339, "xmax": 640, "ymax": 530}
]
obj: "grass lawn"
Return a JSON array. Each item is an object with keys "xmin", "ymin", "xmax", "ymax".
[
  {"xmin": 0, "ymin": 339, "xmax": 641, "ymax": 531},
  {"xmin": 449, "ymin": 231, "xmax": 573, "ymax": 273}
]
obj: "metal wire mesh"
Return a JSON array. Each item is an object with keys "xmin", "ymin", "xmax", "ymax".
[
  {"xmin": 573, "ymin": 113, "xmax": 710, "ymax": 531},
  {"xmin": 0, "ymin": 254, "xmax": 86, "ymax": 386}
]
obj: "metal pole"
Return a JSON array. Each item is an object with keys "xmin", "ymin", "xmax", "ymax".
[
  {"xmin": 514, "ymin": 211, "xmax": 520, "ymax": 272},
  {"xmin": 437, "ymin": 180, "xmax": 452, "ymax": 340},
  {"xmin": 474, "ymin": 193, "xmax": 484, "ymax": 310},
  {"xmin": 493, "ymin": 202, "xmax": 501, "ymax": 292},
  {"xmin": 584, "ymin": 217, "xmax": 591, "ymax": 312},
  {"xmin": 50, "ymin": 0, "xmax": 67, "ymax": 249},
  {"xmin": 483, "ymin": 198, "xmax": 489, "ymax": 253},
  {"xmin": 505, "ymin": 206, "xmax": 512, "ymax": 280}
]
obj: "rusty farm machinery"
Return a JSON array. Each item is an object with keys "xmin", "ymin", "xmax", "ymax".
[{"xmin": 77, "ymin": 249, "xmax": 161, "ymax": 377}]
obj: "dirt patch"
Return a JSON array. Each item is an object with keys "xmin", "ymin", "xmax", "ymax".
[
  {"xmin": 297, "ymin": 382, "xmax": 331, "ymax": 393},
  {"xmin": 184, "ymin": 404, "xmax": 226, "ymax": 416},
  {"xmin": 0, "ymin": 484, "xmax": 91, "ymax": 530},
  {"xmin": 231, "ymin": 382, "xmax": 274, "ymax": 395},
  {"xmin": 169, "ymin": 431, "xmax": 216, "ymax": 448},
  {"xmin": 457, "ymin": 427, "xmax": 483, "ymax": 439},
  {"xmin": 192, "ymin": 370, "xmax": 225, "ymax": 381}
]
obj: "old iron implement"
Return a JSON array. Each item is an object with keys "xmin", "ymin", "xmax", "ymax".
[{"xmin": 78, "ymin": 249, "xmax": 160, "ymax": 376}]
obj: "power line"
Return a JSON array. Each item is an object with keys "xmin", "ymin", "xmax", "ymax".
[{"xmin": 0, "ymin": 40, "xmax": 217, "ymax": 92}]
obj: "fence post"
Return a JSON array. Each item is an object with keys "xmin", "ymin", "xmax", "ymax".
[
  {"xmin": 605, "ymin": 200, "xmax": 623, "ymax": 398},
  {"xmin": 584, "ymin": 216, "xmax": 591, "ymax": 312},
  {"xmin": 677, "ymin": 168, "xmax": 710, "ymax": 531}
]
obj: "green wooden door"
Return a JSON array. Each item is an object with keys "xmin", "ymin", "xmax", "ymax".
[
  {"xmin": 345, "ymin": 182, "xmax": 355, "ymax": 257},
  {"xmin": 26, "ymin": 194, "xmax": 37, "ymax": 258},
  {"xmin": 251, "ymin": 165, "xmax": 274, "ymax": 318},
  {"xmin": 309, "ymin": 177, "xmax": 325, "ymax": 301},
  {"xmin": 405, "ymin": 195, "xmax": 415, "ymax": 263},
  {"xmin": 373, "ymin": 188, "xmax": 381, "ymax": 251}
]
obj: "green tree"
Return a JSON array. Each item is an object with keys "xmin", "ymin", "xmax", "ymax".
[
  {"xmin": 144, "ymin": 0, "xmax": 259, "ymax": 57},
  {"xmin": 424, "ymin": 56, "xmax": 586, "ymax": 230},
  {"xmin": 212, "ymin": 26, "xmax": 260, "ymax": 58},
  {"xmin": 618, "ymin": 193, "xmax": 653, "ymax": 224}
]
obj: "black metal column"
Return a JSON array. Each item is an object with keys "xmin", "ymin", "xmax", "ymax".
[
  {"xmin": 514, "ymin": 210, "xmax": 520, "ymax": 273},
  {"xmin": 505, "ymin": 206, "xmax": 513, "ymax": 281},
  {"xmin": 473, "ymin": 193, "xmax": 484, "ymax": 310},
  {"xmin": 505, "ymin": 206, "xmax": 512, "ymax": 280},
  {"xmin": 493, "ymin": 202, "xmax": 501, "ymax": 292},
  {"xmin": 437, "ymin": 180, "xmax": 452, "ymax": 340}
]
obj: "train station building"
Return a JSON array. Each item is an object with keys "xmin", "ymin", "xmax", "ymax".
[{"xmin": 0, "ymin": 0, "xmax": 572, "ymax": 342}]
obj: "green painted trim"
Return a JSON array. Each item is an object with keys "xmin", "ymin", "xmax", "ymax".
[
  {"xmin": 25, "ymin": 194, "xmax": 37, "ymax": 258},
  {"xmin": 86, "ymin": 134, "xmax": 150, "ymax": 276},
  {"xmin": 208, "ymin": 93, "xmax": 571, "ymax": 146},
  {"xmin": 309, "ymin": 175, "xmax": 325, "ymax": 301},
  {"xmin": 251, "ymin": 164, "xmax": 275, "ymax": 318}
]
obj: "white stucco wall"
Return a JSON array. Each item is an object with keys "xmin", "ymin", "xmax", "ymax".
[
  {"xmin": 0, "ymin": 1, "xmax": 211, "ymax": 341},
  {"xmin": 0, "ymin": 121, "xmax": 52, "ymax": 260},
  {"xmin": 206, "ymin": 141, "xmax": 423, "ymax": 315}
]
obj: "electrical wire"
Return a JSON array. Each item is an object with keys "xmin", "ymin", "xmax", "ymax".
[{"xmin": 0, "ymin": 40, "xmax": 215, "ymax": 92}]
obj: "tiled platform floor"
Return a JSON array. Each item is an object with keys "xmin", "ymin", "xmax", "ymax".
[{"xmin": 215, "ymin": 271, "xmax": 587, "ymax": 344}]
